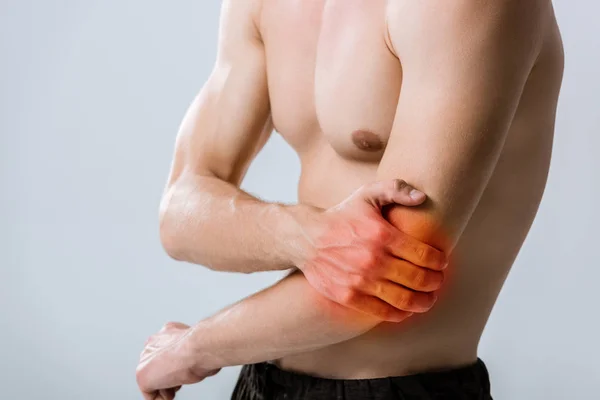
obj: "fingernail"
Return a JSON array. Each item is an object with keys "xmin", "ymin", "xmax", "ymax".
[{"xmin": 410, "ymin": 189, "xmax": 424, "ymax": 199}]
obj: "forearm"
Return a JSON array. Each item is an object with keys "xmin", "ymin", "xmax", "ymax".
[
  {"xmin": 185, "ymin": 270, "xmax": 384, "ymax": 369},
  {"xmin": 160, "ymin": 173, "xmax": 319, "ymax": 273}
]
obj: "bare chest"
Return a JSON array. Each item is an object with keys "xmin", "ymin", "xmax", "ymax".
[{"xmin": 261, "ymin": 0, "xmax": 401, "ymax": 162}]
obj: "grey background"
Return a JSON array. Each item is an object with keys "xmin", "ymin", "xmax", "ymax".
[{"xmin": 0, "ymin": 1, "xmax": 598, "ymax": 399}]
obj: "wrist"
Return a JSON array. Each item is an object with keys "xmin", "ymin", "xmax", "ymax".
[
  {"xmin": 277, "ymin": 203, "xmax": 323, "ymax": 271},
  {"xmin": 183, "ymin": 320, "xmax": 224, "ymax": 372}
]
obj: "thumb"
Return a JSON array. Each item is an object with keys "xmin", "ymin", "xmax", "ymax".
[{"xmin": 360, "ymin": 179, "xmax": 426, "ymax": 209}]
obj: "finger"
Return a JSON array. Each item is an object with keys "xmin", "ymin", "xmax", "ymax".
[
  {"xmin": 386, "ymin": 230, "xmax": 447, "ymax": 270},
  {"xmin": 381, "ymin": 258, "xmax": 444, "ymax": 292},
  {"xmin": 363, "ymin": 280, "xmax": 438, "ymax": 313},
  {"xmin": 341, "ymin": 291, "xmax": 413, "ymax": 322},
  {"xmin": 159, "ymin": 389, "xmax": 175, "ymax": 400},
  {"xmin": 142, "ymin": 391, "xmax": 157, "ymax": 400},
  {"xmin": 389, "ymin": 179, "xmax": 426, "ymax": 205},
  {"xmin": 360, "ymin": 179, "xmax": 426, "ymax": 209},
  {"xmin": 168, "ymin": 322, "xmax": 190, "ymax": 329}
]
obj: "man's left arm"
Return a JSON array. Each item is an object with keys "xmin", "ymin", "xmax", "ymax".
[
  {"xmin": 379, "ymin": 0, "xmax": 550, "ymax": 254},
  {"xmin": 136, "ymin": 1, "xmax": 551, "ymax": 394}
]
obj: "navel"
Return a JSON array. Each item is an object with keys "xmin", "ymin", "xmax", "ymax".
[{"xmin": 351, "ymin": 130, "xmax": 384, "ymax": 152}]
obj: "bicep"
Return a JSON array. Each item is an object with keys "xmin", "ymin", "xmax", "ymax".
[
  {"xmin": 168, "ymin": 0, "xmax": 272, "ymax": 188},
  {"xmin": 378, "ymin": 0, "xmax": 547, "ymax": 251}
]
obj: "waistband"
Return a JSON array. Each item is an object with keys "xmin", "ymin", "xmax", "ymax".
[{"xmin": 264, "ymin": 357, "xmax": 490, "ymax": 390}]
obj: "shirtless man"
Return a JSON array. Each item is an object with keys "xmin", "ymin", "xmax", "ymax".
[{"xmin": 136, "ymin": 0, "xmax": 564, "ymax": 399}]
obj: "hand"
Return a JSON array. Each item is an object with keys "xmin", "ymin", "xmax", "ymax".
[
  {"xmin": 136, "ymin": 322, "xmax": 220, "ymax": 400},
  {"xmin": 296, "ymin": 179, "xmax": 448, "ymax": 322}
]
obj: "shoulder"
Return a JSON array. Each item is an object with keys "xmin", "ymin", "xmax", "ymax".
[
  {"xmin": 385, "ymin": 0, "xmax": 552, "ymax": 59},
  {"xmin": 384, "ymin": 0, "xmax": 552, "ymax": 37}
]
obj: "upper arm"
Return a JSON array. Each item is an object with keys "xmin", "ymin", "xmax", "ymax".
[
  {"xmin": 167, "ymin": 0, "xmax": 272, "ymax": 188},
  {"xmin": 378, "ymin": 0, "xmax": 549, "ymax": 251}
]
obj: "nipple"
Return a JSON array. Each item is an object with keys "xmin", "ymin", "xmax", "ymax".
[{"xmin": 351, "ymin": 130, "xmax": 384, "ymax": 152}]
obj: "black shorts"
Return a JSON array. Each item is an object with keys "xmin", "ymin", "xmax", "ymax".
[{"xmin": 231, "ymin": 358, "xmax": 493, "ymax": 400}]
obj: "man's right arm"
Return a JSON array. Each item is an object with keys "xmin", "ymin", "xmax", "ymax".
[{"xmin": 159, "ymin": 0, "xmax": 302, "ymax": 273}]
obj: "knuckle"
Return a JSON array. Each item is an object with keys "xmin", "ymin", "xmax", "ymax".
[
  {"xmin": 370, "ymin": 223, "xmax": 391, "ymax": 243},
  {"xmin": 135, "ymin": 367, "xmax": 148, "ymax": 388},
  {"xmin": 371, "ymin": 280, "xmax": 384, "ymax": 296},
  {"xmin": 135, "ymin": 362, "xmax": 145, "ymax": 374},
  {"xmin": 394, "ymin": 179, "xmax": 407, "ymax": 190},
  {"xmin": 361, "ymin": 181, "xmax": 378, "ymax": 195},
  {"xmin": 422, "ymin": 247, "xmax": 436, "ymax": 264},
  {"xmin": 361, "ymin": 248, "xmax": 380, "ymax": 270},
  {"xmin": 356, "ymin": 248, "xmax": 371, "ymax": 271},
  {"xmin": 386, "ymin": 179, "xmax": 403, "ymax": 198},
  {"xmin": 389, "ymin": 233, "xmax": 407, "ymax": 252},
  {"xmin": 414, "ymin": 245, "xmax": 427, "ymax": 263},
  {"xmin": 162, "ymin": 322, "xmax": 176, "ymax": 330},
  {"xmin": 339, "ymin": 288, "xmax": 358, "ymax": 305},
  {"xmin": 350, "ymin": 274, "xmax": 369, "ymax": 289},
  {"xmin": 395, "ymin": 291, "xmax": 415, "ymax": 310},
  {"xmin": 411, "ymin": 269, "xmax": 429, "ymax": 289}
]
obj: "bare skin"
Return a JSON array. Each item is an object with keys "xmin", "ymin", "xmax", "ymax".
[{"xmin": 137, "ymin": 0, "xmax": 564, "ymax": 398}]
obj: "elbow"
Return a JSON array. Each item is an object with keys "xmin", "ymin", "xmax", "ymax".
[
  {"xmin": 382, "ymin": 204, "xmax": 453, "ymax": 252},
  {"xmin": 160, "ymin": 225, "xmax": 218, "ymax": 269},
  {"xmin": 158, "ymin": 192, "xmax": 187, "ymax": 262},
  {"xmin": 159, "ymin": 218, "xmax": 186, "ymax": 262},
  {"xmin": 160, "ymin": 232, "xmax": 184, "ymax": 262},
  {"xmin": 159, "ymin": 204, "xmax": 217, "ymax": 269},
  {"xmin": 158, "ymin": 181, "xmax": 218, "ymax": 269}
]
